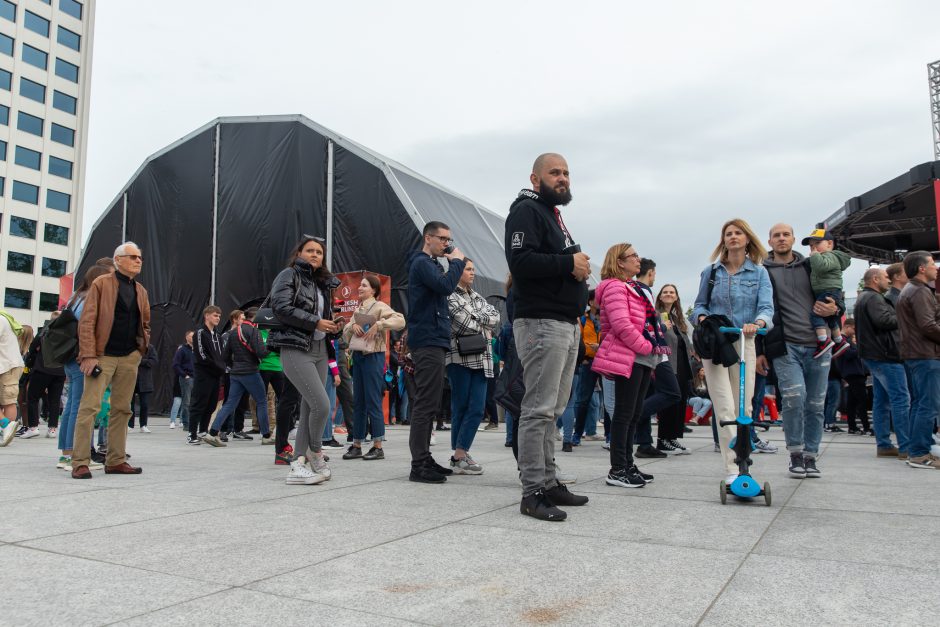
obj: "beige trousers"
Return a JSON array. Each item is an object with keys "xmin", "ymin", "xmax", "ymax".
[
  {"xmin": 701, "ymin": 336, "xmax": 756, "ymax": 475},
  {"xmin": 72, "ymin": 352, "xmax": 142, "ymax": 468}
]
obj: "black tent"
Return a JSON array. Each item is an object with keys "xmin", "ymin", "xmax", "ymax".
[{"xmin": 78, "ymin": 115, "xmax": 510, "ymax": 411}]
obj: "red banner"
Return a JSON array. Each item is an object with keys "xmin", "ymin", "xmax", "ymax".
[
  {"xmin": 58, "ymin": 273, "xmax": 74, "ymax": 309},
  {"xmin": 333, "ymin": 271, "xmax": 392, "ymax": 320}
]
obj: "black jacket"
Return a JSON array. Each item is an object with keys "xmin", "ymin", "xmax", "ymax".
[
  {"xmin": 194, "ymin": 324, "xmax": 225, "ymax": 375},
  {"xmin": 135, "ymin": 344, "xmax": 157, "ymax": 393},
  {"xmin": 222, "ymin": 322, "xmax": 269, "ymax": 375},
  {"xmin": 267, "ymin": 258, "xmax": 335, "ymax": 352},
  {"xmin": 692, "ymin": 315, "xmax": 740, "ymax": 368},
  {"xmin": 853, "ymin": 288, "xmax": 901, "ymax": 363},
  {"xmin": 406, "ymin": 250, "xmax": 464, "ymax": 350},
  {"xmin": 504, "ymin": 190, "xmax": 588, "ymax": 322},
  {"xmin": 835, "ymin": 338, "xmax": 867, "ymax": 378}
]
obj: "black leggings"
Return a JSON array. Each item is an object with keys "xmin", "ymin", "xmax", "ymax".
[
  {"xmin": 844, "ymin": 375, "xmax": 870, "ymax": 431},
  {"xmin": 275, "ymin": 379, "xmax": 300, "ymax": 453},
  {"xmin": 610, "ymin": 366, "xmax": 652, "ymax": 470},
  {"xmin": 27, "ymin": 371, "xmax": 65, "ymax": 429}
]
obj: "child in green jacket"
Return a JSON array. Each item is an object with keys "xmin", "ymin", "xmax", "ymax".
[{"xmin": 802, "ymin": 227, "xmax": 852, "ymax": 359}]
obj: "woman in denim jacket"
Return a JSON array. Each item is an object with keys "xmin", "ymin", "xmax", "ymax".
[{"xmin": 690, "ymin": 219, "xmax": 774, "ymax": 484}]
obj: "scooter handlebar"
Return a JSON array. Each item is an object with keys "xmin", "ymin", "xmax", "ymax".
[{"xmin": 718, "ymin": 326, "xmax": 768, "ymax": 335}]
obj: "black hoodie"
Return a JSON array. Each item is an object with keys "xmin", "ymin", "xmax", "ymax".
[
  {"xmin": 194, "ymin": 323, "xmax": 225, "ymax": 375},
  {"xmin": 504, "ymin": 189, "xmax": 588, "ymax": 322}
]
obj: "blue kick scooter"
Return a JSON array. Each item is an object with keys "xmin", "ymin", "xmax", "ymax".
[{"xmin": 718, "ymin": 326, "xmax": 771, "ymax": 507}]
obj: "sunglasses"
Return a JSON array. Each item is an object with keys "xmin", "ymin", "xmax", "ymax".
[
  {"xmin": 118, "ymin": 254, "xmax": 143, "ymax": 261},
  {"xmin": 302, "ymin": 234, "xmax": 326, "ymax": 243}
]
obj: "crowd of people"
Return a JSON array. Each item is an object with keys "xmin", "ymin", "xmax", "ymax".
[{"xmin": 2, "ymin": 152, "xmax": 939, "ymax": 523}]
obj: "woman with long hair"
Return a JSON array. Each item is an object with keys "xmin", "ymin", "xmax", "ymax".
[
  {"xmin": 267, "ymin": 236, "xmax": 340, "ymax": 485},
  {"xmin": 690, "ymin": 219, "xmax": 773, "ymax": 484},
  {"xmin": 654, "ymin": 284, "xmax": 695, "ymax": 453},
  {"xmin": 592, "ymin": 243, "xmax": 657, "ymax": 488}
]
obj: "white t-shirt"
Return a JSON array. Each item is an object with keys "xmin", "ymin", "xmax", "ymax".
[{"xmin": 0, "ymin": 315, "xmax": 25, "ymax": 374}]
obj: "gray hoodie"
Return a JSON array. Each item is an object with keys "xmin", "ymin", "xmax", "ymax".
[{"xmin": 763, "ymin": 251, "xmax": 817, "ymax": 348}]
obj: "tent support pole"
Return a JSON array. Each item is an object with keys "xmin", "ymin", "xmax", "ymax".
[
  {"xmin": 327, "ymin": 140, "xmax": 334, "ymax": 269},
  {"xmin": 121, "ymin": 192, "xmax": 127, "ymax": 241},
  {"xmin": 210, "ymin": 123, "xmax": 220, "ymax": 305}
]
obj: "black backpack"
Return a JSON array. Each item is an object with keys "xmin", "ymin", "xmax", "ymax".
[{"xmin": 41, "ymin": 303, "xmax": 80, "ymax": 368}]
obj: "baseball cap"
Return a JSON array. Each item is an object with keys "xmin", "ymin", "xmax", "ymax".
[{"xmin": 801, "ymin": 227, "xmax": 833, "ymax": 246}]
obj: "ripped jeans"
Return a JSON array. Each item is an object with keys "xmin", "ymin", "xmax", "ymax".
[{"xmin": 772, "ymin": 343, "xmax": 830, "ymax": 457}]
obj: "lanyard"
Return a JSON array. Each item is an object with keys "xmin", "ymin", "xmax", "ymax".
[{"xmin": 553, "ymin": 207, "xmax": 574, "ymax": 248}]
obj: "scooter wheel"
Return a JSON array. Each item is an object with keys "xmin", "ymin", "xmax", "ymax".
[
  {"xmin": 763, "ymin": 482, "xmax": 772, "ymax": 507},
  {"xmin": 719, "ymin": 480, "xmax": 727, "ymax": 505}
]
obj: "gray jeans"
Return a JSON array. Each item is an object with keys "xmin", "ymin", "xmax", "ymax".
[
  {"xmin": 281, "ymin": 339, "xmax": 330, "ymax": 457},
  {"xmin": 513, "ymin": 318, "xmax": 580, "ymax": 496}
]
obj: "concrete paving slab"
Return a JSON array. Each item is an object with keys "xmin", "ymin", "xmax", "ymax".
[{"xmin": 786, "ymin": 476, "xmax": 940, "ymax": 516}]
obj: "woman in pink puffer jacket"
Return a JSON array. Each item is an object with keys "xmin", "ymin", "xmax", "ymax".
[{"xmin": 592, "ymin": 243, "xmax": 655, "ymax": 489}]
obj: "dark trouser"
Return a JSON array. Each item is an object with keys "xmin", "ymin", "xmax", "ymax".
[
  {"xmin": 276, "ymin": 379, "xmax": 300, "ymax": 453},
  {"xmin": 634, "ymin": 362, "xmax": 680, "ymax": 446},
  {"xmin": 220, "ymin": 373, "xmax": 249, "ymax": 433},
  {"xmin": 658, "ymin": 379, "xmax": 690, "ymax": 440},
  {"xmin": 27, "ymin": 371, "xmax": 65, "ymax": 429},
  {"xmin": 336, "ymin": 348, "xmax": 354, "ymax": 432},
  {"xmin": 129, "ymin": 391, "xmax": 150, "ymax": 428},
  {"xmin": 844, "ymin": 375, "xmax": 870, "ymax": 431},
  {"xmin": 408, "ymin": 347, "xmax": 446, "ymax": 470},
  {"xmin": 260, "ymin": 369, "xmax": 286, "ymax": 435},
  {"xmin": 610, "ymin": 366, "xmax": 652, "ymax": 470},
  {"xmin": 403, "ymin": 370, "xmax": 417, "ymax": 422},
  {"xmin": 189, "ymin": 368, "xmax": 221, "ymax": 438},
  {"xmin": 484, "ymin": 369, "xmax": 499, "ymax": 426},
  {"xmin": 352, "ymin": 352, "xmax": 386, "ymax": 443},
  {"xmin": 573, "ymin": 362, "xmax": 600, "ymax": 439}
]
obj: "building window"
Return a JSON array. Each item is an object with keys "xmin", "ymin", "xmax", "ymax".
[
  {"xmin": 52, "ymin": 90, "xmax": 76, "ymax": 114},
  {"xmin": 12, "ymin": 180, "xmax": 39, "ymax": 204},
  {"xmin": 44, "ymin": 223, "xmax": 69, "ymax": 245},
  {"xmin": 41, "ymin": 257, "xmax": 67, "ymax": 278},
  {"xmin": 24, "ymin": 10, "xmax": 49, "ymax": 37},
  {"xmin": 46, "ymin": 189, "xmax": 70, "ymax": 212},
  {"xmin": 17, "ymin": 111, "xmax": 43, "ymax": 136},
  {"xmin": 60, "ymin": 0, "xmax": 82, "ymax": 20},
  {"xmin": 15, "ymin": 146, "xmax": 41, "ymax": 170},
  {"xmin": 0, "ymin": 139, "xmax": 6, "ymax": 161},
  {"xmin": 0, "ymin": 68, "xmax": 11, "ymax": 91},
  {"xmin": 7, "ymin": 251, "xmax": 35, "ymax": 274},
  {"xmin": 10, "ymin": 216, "xmax": 37, "ymax": 239},
  {"xmin": 0, "ymin": 177, "xmax": 4, "ymax": 196},
  {"xmin": 22, "ymin": 43, "xmax": 48, "ymax": 70},
  {"xmin": 39, "ymin": 292, "xmax": 59, "ymax": 312},
  {"xmin": 54, "ymin": 58, "xmax": 79, "ymax": 83},
  {"xmin": 0, "ymin": 104, "xmax": 7, "ymax": 125},
  {"xmin": 4, "ymin": 288, "xmax": 31, "ymax": 309},
  {"xmin": 0, "ymin": 32, "xmax": 12, "ymax": 56},
  {"xmin": 48, "ymin": 156, "xmax": 72, "ymax": 179},
  {"xmin": 57, "ymin": 26, "xmax": 80, "ymax": 51},
  {"xmin": 51, "ymin": 123, "xmax": 74, "ymax": 146},
  {"xmin": 0, "ymin": 0, "xmax": 15, "ymax": 23},
  {"xmin": 19, "ymin": 77, "xmax": 46, "ymax": 104}
]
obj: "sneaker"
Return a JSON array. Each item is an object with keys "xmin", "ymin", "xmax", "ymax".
[
  {"xmin": 409, "ymin": 466, "xmax": 447, "ymax": 483},
  {"xmin": 754, "ymin": 439, "xmax": 778, "ymax": 453},
  {"xmin": 275, "ymin": 450, "xmax": 293, "ymax": 465},
  {"xmin": 87, "ymin": 460, "xmax": 104, "ymax": 470},
  {"xmin": 657, "ymin": 438, "xmax": 677, "ymax": 453},
  {"xmin": 636, "ymin": 444, "xmax": 667, "ymax": 458},
  {"xmin": 450, "ymin": 456, "xmax": 483, "ymax": 475},
  {"xmin": 584, "ymin": 434, "xmax": 605, "ymax": 441},
  {"xmin": 437, "ymin": 424, "xmax": 451, "ymax": 431},
  {"xmin": 554, "ymin": 464, "xmax": 576, "ymax": 485},
  {"xmin": 484, "ymin": 423, "xmax": 498, "ymax": 431},
  {"xmin": 907, "ymin": 454, "xmax": 940, "ymax": 469},
  {"xmin": 877, "ymin": 447, "xmax": 900, "ymax": 457},
  {"xmin": 829, "ymin": 425, "xmax": 845, "ymax": 432},
  {"xmin": 362, "ymin": 446, "xmax": 385, "ymax": 461},
  {"xmin": 931, "ymin": 444, "xmax": 940, "ymax": 458},
  {"xmin": 602, "ymin": 440, "xmax": 610, "ymax": 450},
  {"xmin": 555, "ymin": 429, "xmax": 562, "ymax": 441},
  {"xmin": 803, "ymin": 455, "xmax": 821, "ymax": 478},
  {"xmin": 322, "ymin": 438, "xmax": 344, "ymax": 449},
  {"xmin": 683, "ymin": 425, "xmax": 693, "ymax": 433},
  {"xmin": 309, "ymin": 454, "xmax": 332, "ymax": 479},
  {"xmin": 1, "ymin": 420, "xmax": 18, "ymax": 447},
  {"xmin": 20, "ymin": 427, "xmax": 40, "ymax": 439},
  {"xmin": 545, "ymin": 481, "xmax": 589, "ymax": 506},
  {"xmin": 201, "ymin": 433, "xmax": 226, "ymax": 447},
  {"xmin": 520, "ymin": 489, "xmax": 567, "ymax": 521},
  {"xmin": 630, "ymin": 464, "xmax": 654, "ymax": 483},
  {"xmin": 848, "ymin": 428, "xmax": 863, "ymax": 435},
  {"xmin": 232, "ymin": 431, "xmax": 252, "ymax": 440},
  {"xmin": 504, "ymin": 441, "xmax": 513, "ymax": 447},
  {"xmin": 606, "ymin": 467, "xmax": 645, "ymax": 488},
  {"xmin": 286, "ymin": 457, "xmax": 327, "ymax": 484},
  {"xmin": 247, "ymin": 428, "xmax": 261, "ymax": 434},
  {"xmin": 788, "ymin": 452, "xmax": 806, "ymax": 477},
  {"xmin": 662, "ymin": 439, "xmax": 690, "ymax": 455},
  {"xmin": 342, "ymin": 445, "xmax": 362, "ymax": 460},
  {"xmin": 333, "ymin": 426, "xmax": 347, "ymax": 435},
  {"xmin": 46, "ymin": 427, "xmax": 57, "ymax": 438},
  {"xmin": 863, "ymin": 429, "xmax": 875, "ymax": 436},
  {"xmin": 898, "ymin": 452, "xmax": 909, "ymax": 461},
  {"xmin": 714, "ymin": 442, "xmax": 721, "ymax": 452},
  {"xmin": 561, "ymin": 441, "xmax": 573, "ymax": 453},
  {"xmin": 219, "ymin": 433, "xmax": 229, "ymax": 443},
  {"xmin": 813, "ymin": 338, "xmax": 835, "ymax": 359},
  {"xmin": 140, "ymin": 426, "xmax": 151, "ymax": 434},
  {"xmin": 725, "ymin": 473, "xmax": 739, "ymax": 485},
  {"xmin": 260, "ymin": 436, "xmax": 275, "ymax": 445},
  {"xmin": 933, "ymin": 433, "xmax": 940, "ymax": 446},
  {"xmin": 169, "ymin": 422, "xmax": 176, "ymax": 429},
  {"xmin": 15, "ymin": 425, "xmax": 28, "ymax": 437},
  {"xmin": 56, "ymin": 455, "xmax": 72, "ymax": 469},
  {"xmin": 288, "ymin": 428, "xmax": 297, "ymax": 441},
  {"xmin": 186, "ymin": 436, "xmax": 202, "ymax": 445},
  {"xmin": 430, "ymin": 433, "xmax": 437, "ymax": 446},
  {"xmin": 831, "ymin": 337, "xmax": 850, "ymax": 358},
  {"xmin": 91, "ymin": 450, "xmax": 107, "ymax": 463}
]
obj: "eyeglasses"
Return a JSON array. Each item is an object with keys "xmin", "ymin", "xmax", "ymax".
[
  {"xmin": 118, "ymin": 255, "xmax": 143, "ymax": 261},
  {"xmin": 430, "ymin": 235, "xmax": 453, "ymax": 244},
  {"xmin": 619, "ymin": 252, "xmax": 640, "ymax": 261}
]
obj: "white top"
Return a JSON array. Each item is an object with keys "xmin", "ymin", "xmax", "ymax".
[{"xmin": 0, "ymin": 315, "xmax": 24, "ymax": 374}]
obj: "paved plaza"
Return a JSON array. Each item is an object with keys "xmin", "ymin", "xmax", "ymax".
[{"xmin": 2, "ymin": 420, "xmax": 938, "ymax": 626}]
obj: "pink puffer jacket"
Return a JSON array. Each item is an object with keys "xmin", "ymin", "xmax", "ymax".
[{"xmin": 591, "ymin": 278, "xmax": 653, "ymax": 379}]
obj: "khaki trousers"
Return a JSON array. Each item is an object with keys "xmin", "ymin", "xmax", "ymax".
[
  {"xmin": 72, "ymin": 352, "xmax": 142, "ymax": 469},
  {"xmin": 701, "ymin": 336, "xmax": 756, "ymax": 475}
]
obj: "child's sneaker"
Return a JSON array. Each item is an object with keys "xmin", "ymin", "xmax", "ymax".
[
  {"xmin": 56, "ymin": 455, "xmax": 72, "ymax": 469},
  {"xmin": 813, "ymin": 338, "xmax": 834, "ymax": 359},
  {"xmin": 831, "ymin": 337, "xmax": 850, "ymax": 358}
]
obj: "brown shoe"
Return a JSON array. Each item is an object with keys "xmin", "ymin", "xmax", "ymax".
[
  {"xmin": 71, "ymin": 465, "xmax": 92, "ymax": 479},
  {"xmin": 898, "ymin": 452, "xmax": 909, "ymax": 461},
  {"xmin": 104, "ymin": 462, "xmax": 143, "ymax": 474},
  {"xmin": 877, "ymin": 447, "xmax": 899, "ymax": 457}
]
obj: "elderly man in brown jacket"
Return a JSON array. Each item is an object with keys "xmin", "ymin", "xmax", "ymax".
[{"xmin": 72, "ymin": 242, "xmax": 151, "ymax": 479}]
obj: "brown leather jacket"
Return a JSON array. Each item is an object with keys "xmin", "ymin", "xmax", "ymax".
[
  {"xmin": 78, "ymin": 272, "xmax": 151, "ymax": 360},
  {"xmin": 896, "ymin": 278, "xmax": 940, "ymax": 360}
]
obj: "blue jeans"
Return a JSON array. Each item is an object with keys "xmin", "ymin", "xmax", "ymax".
[
  {"xmin": 504, "ymin": 411, "xmax": 514, "ymax": 444},
  {"xmin": 352, "ymin": 352, "xmax": 385, "ymax": 443},
  {"xmin": 573, "ymin": 363, "xmax": 600, "ymax": 440},
  {"xmin": 447, "ymin": 364, "xmax": 488, "ymax": 451},
  {"xmin": 322, "ymin": 372, "xmax": 337, "ymax": 441},
  {"xmin": 58, "ymin": 360, "xmax": 83, "ymax": 451},
  {"xmin": 210, "ymin": 373, "xmax": 270, "ymax": 436},
  {"xmin": 863, "ymin": 360, "xmax": 909, "ymax": 452},
  {"xmin": 170, "ymin": 376, "xmax": 193, "ymax": 427},
  {"xmin": 823, "ymin": 379, "xmax": 841, "ymax": 427},
  {"xmin": 557, "ymin": 370, "xmax": 579, "ymax": 443},
  {"xmin": 904, "ymin": 359, "xmax": 940, "ymax": 457},
  {"xmin": 773, "ymin": 343, "xmax": 830, "ymax": 457}
]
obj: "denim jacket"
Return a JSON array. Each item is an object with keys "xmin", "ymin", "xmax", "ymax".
[{"xmin": 690, "ymin": 258, "xmax": 774, "ymax": 330}]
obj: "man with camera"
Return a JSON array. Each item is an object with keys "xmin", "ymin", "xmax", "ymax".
[
  {"xmin": 505, "ymin": 153, "xmax": 591, "ymax": 521},
  {"xmin": 71, "ymin": 242, "xmax": 151, "ymax": 479}
]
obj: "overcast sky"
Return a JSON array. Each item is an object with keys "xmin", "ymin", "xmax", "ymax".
[{"xmin": 84, "ymin": 0, "xmax": 940, "ymax": 303}]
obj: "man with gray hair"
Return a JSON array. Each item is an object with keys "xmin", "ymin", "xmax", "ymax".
[{"xmin": 71, "ymin": 242, "xmax": 151, "ymax": 479}]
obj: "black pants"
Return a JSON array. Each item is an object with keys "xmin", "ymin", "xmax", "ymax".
[
  {"xmin": 610, "ymin": 366, "xmax": 652, "ymax": 470},
  {"xmin": 403, "ymin": 370, "xmax": 417, "ymax": 423},
  {"xmin": 484, "ymin": 363, "xmax": 499, "ymax": 425},
  {"xmin": 129, "ymin": 391, "xmax": 150, "ymax": 428},
  {"xmin": 27, "ymin": 371, "xmax": 65, "ymax": 429},
  {"xmin": 336, "ymin": 349, "xmax": 354, "ymax": 432},
  {"xmin": 408, "ymin": 347, "xmax": 445, "ymax": 469},
  {"xmin": 275, "ymin": 379, "xmax": 300, "ymax": 453},
  {"xmin": 189, "ymin": 368, "xmax": 221, "ymax": 438},
  {"xmin": 845, "ymin": 375, "xmax": 870, "ymax": 431},
  {"xmin": 573, "ymin": 364, "xmax": 601, "ymax": 439},
  {"xmin": 260, "ymin": 369, "xmax": 286, "ymax": 434},
  {"xmin": 658, "ymin": 380, "xmax": 691, "ymax": 441},
  {"xmin": 635, "ymin": 361, "xmax": 681, "ymax": 446}
]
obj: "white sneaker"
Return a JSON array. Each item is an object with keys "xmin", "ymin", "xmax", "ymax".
[
  {"xmin": 88, "ymin": 461, "xmax": 104, "ymax": 470},
  {"xmin": 46, "ymin": 428, "xmax": 57, "ymax": 438},
  {"xmin": 20, "ymin": 427, "xmax": 40, "ymax": 439},
  {"xmin": 601, "ymin": 441, "xmax": 610, "ymax": 450},
  {"xmin": 754, "ymin": 439, "xmax": 778, "ymax": 454},
  {"xmin": 725, "ymin": 473, "xmax": 739, "ymax": 484},
  {"xmin": 286, "ymin": 457, "xmax": 327, "ymax": 485},
  {"xmin": 555, "ymin": 430, "xmax": 562, "ymax": 441},
  {"xmin": 169, "ymin": 422, "xmax": 176, "ymax": 429},
  {"xmin": 288, "ymin": 428, "xmax": 297, "ymax": 441},
  {"xmin": 930, "ymin": 444, "xmax": 940, "ymax": 458},
  {"xmin": 1, "ymin": 420, "xmax": 18, "ymax": 447},
  {"xmin": 309, "ymin": 454, "xmax": 332, "ymax": 480},
  {"xmin": 450, "ymin": 456, "xmax": 483, "ymax": 475},
  {"xmin": 554, "ymin": 464, "xmax": 576, "ymax": 485},
  {"xmin": 430, "ymin": 433, "xmax": 437, "ymax": 446},
  {"xmin": 141, "ymin": 426, "xmax": 151, "ymax": 433}
]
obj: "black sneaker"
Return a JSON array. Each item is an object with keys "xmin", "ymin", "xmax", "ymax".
[
  {"xmin": 425, "ymin": 457, "xmax": 454, "ymax": 476},
  {"xmin": 829, "ymin": 426, "xmax": 844, "ymax": 433},
  {"xmin": 322, "ymin": 438, "xmax": 344, "ymax": 449},
  {"xmin": 683, "ymin": 425, "xmax": 693, "ymax": 433},
  {"xmin": 520, "ymin": 489, "xmax": 567, "ymax": 521},
  {"xmin": 606, "ymin": 467, "xmax": 645, "ymax": 488},
  {"xmin": 803, "ymin": 455, "xmax": 821, "ymax": 478},
  {"xmin": 789, "ymin": 452, "xmax": 806, "ymax": 477},
  {"xmin": 232, "ymin": 432, "xmax": 253, "ymax": 440},
  {"xmin": 562, "ymin": 441, "xmax": 573, "ymax": 453},
  {"xmin": 362, "ymin": 446, "xmax": 385, "ymax": 460},
  {"xmin": 342, "ymin": 445, "xmax": 362, "ymax": 460},
  {"xmin": 219, "ymin": 433, "xmax": 229, "ymax": 443},
  {"xmin": 437, "ymin": 424, "xmax": 451, "ymax": 431},
  {"xmin": 848, "ymin": 428, "xmax": 863, "ymax": 435},
  {"xmin": 504, "ymin": 441, "xmax": 513, "ymax": 447},
  {"xmin": 636, "ymin": 444, "xmax": 667, "ymax": 458},
  {"xmin": 630, "ymin": 464, "xmax": 654, "ymax": 483},
  {"xmin": 545, "ymin": 481, "xmax": 589, "ymax": 506},
  {"xmin": 186, "ymin": 436, "xmax": 201, "ymax": 446},
  {"xmin": 409, "ymin": 466, "xmax": 446, "ymax": 483},
  {"xmin": 247, "ymin": 428, "xmax": 261, "ymax": 434},
  {"xmin": 91, "ymin": 449, "xmax": 107, "ymax": 462}
]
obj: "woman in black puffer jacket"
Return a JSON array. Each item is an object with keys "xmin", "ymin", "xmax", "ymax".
[{"xmin": 267, "ymin": 236, "xmax": 340, "ymax": 486}]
